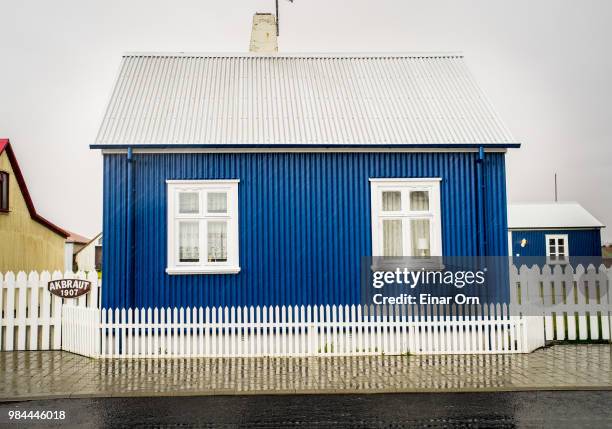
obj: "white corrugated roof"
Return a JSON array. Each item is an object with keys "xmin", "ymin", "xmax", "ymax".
[
  {"xmin": 93, "ymin": 52, "xmax": 518, "ymax": 147},
  {"xmin": 508, "ymin": 202, "xmax": 605, "ymax": 229}
]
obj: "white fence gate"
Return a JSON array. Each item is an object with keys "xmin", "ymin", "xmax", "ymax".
[
  {"xmin": 0, "ymin": 271, "xmax": 99, "ymax": 351},
  {"xmin": 62, "ymin": 306, "xmax": 101, "ymax": 357}
]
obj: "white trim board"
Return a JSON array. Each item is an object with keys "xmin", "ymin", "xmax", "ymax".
[
  {"xmin": 166, "ymin": 179, "xmax": 240, "ymax": 184},
  {"xmin": 101, "ymin": 148, "xmax": 509, "ymax": 155},
  {"xmin": 369, "ymin": 178, "xmax": 443, "ymax": 183}
]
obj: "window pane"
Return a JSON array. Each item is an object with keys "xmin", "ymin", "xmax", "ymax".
[
  {"xmin": 179, "ymin": 192, "xmax": 199, "ymax": 214},
  {"xmin": 0, "ymin": 172, "xmax": 7, "ymax": 210},
  {"xmin": 548, "ymin": 238, "xmax": 555, "ymax": 246},
  {"xmin": 382, "ymin": 191, "xmax": 401, "ymax": 211},
  {"xmin": 382, "ymin": 220, "xmax": 403, "ymax": 257},
  {"xmin": 411, "ymin": 219, "xmax": 431, "ymax": 257},
  {"xmin": 207, "ymin": 192, "xmax": 227, "ymax": 213},
  {"xmin": 410, "ymin": 191, "xmax": 429, "ymax": 211},
  {"xmin": 208, "ymin": 221, "xmax": 228, "ymax": 262},
  {"xmin": 179, "ymin": 221, "xmax": 199, "ymax": 262}
]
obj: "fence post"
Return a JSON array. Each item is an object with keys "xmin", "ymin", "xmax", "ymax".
[
  {"xmin": 307, "ymin": 323, "xmax": 317, "ymax": 356},
  {"xmin": 523, "ymin": 265, "xmax": 546, "ymax": 352},
  {"xmin": 16, "ymin": 272, "xmax": 27, "ymax": 350},
  {"xmin": 0, "ymin": 272, "xmax": 3, "ymax": 350},
  {"xmin": 608, "ymin": 266, "xmax": 612, "ymax": 343},
  {"xmin": 28, "ymin": 271, "xmax": 40, "ymax": 350}
]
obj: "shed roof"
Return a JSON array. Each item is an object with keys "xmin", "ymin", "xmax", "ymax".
[
  {"xmin": 93, "ymin": 52, "xmax": 519, "ymax": 148},
  {"xmin": 508, "ymin": 202, "xmax": 605, "ymax": 230},
  {"xmin": 75, "ymin": 232, "xmax": 102, "ymax": 255},
  {"xmin": 66, "ymin": 231, "xmax": 90, "ymax": 244}
]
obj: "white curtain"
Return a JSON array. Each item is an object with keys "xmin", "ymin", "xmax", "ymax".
[
  {"xmin": 410, "ymin": 219, "xmax": 430, "ymax": 257},
  {"xmin": 382, "ymin": 191, "xmax": 401, "ymax": 211},
  {"xmin": 383, "ymin": 219, "xmax": 403, "ymax": 257},
  {"xmin": 207, "ymin": 221, "xmax": 228, "ymax": 262},
  {"xmin": 207, "ymin": 192, "xmax": 227, "ymax": 213},
  {"xmin": 179, "ymin": 192, "xmax": 199, "ymax": 214},
  {"xmin": 179, "ymin": 221, "xmax": 199, "ymax": 262},
  {"xmin": 410, "ymin": 191, "xmax": 429, "ymax": 211}
]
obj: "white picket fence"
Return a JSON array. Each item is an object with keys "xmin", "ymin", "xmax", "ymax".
[
  {"xmin": 510, "ymin": 264, "xmax": 612, "ymax": 342},
  {"xmin": 1, "ymin": 264, "xmax": 611, "ymax": 358},
  {"xmin": 90, "ymin": 302, "xmax": 527, "ymax": 358},
  {"xmin": 0, "ymin": 271, "xmax": 99, "ymax": 351}
]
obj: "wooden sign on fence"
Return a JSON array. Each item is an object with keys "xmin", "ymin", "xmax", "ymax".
[{"xmin": 48, "ymin": 278, "xmax": 91, "ymax": 298}]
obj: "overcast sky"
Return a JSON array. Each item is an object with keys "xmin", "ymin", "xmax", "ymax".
[{"xmin": 1, "ymin": 0, "xmax": 610, "ymax": 242}]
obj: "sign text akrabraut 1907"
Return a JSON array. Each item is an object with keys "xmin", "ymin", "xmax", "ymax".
[
  {"xmin": 47, "ymin": 279, "xmax": 91, "ymax": 299},
  {"xmin": 371, "ymin": 267, "xmax": 486, "ymax": 305}
]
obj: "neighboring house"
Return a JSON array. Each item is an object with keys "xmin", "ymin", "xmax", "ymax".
[
  {"xmin": 64, "ymin": 231, "xmax": 90, "ymax": 272},
  {"xmin": 91, "ymin": 53, "xmax": 520, "ymax": 310},
  {"xmin": 0, "ymin": 139, "xmax": 69, "ymax": 272},
  {"xmin": 508, "ymin": 202, "xmax": 604, "ymax": 267},
  {"xmin": 75, "ymin": 233, "xmax": 102, "ymax": 272}
]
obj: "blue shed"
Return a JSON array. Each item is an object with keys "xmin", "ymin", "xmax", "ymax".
[
  {"xmin": 91, "ymin": 53, "xmax": 520, "ymax": 310},
  {"xmin": 508, "ymin": 202, "xmax": 604, "ymax": 267}
]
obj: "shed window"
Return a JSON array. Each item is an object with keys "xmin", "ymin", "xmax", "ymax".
[
  {"xmin": 545, "ymin": 234, "xmax": 569, "ymax": 264},
  {"xmin": 370, "ymin": 179, "xmax": 442, "ymax": 260},
  {"xmin": 0, "ymin": 171, "xmax": 8, "ymax": 211},
  {"xmin": 167, "ymin": 180, "xmax": 240, "ymax": 274}
]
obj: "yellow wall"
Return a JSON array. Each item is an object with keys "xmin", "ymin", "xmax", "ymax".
[{"xmin": 0, "ymin": 151, "xmax": 65, "ymax": 272}]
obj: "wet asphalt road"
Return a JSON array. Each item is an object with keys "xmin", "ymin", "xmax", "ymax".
[{"xmin": 1, "ymin": 391, "xmax": 611, "ymax": 428}]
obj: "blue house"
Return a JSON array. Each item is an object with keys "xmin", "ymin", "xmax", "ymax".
[
  {"xmin": 508, "ymin": 202, "xmax": 604, "ymax": 267},
  {"xmin": 91, "ymin": 53, "xmax": 520, "ymax": 309}
]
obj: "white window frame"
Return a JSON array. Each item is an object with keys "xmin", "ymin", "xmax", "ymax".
[
  {"xmin": 370, "ymin": 178, "xmax": 443, "ymax": 262},
  {"xmin": 166, "ymin": 180, "xmax": 240, "ymax": 275},
  {"xmin": 545, "ymin": 234, "xmax": 569, "ymax": 265}
]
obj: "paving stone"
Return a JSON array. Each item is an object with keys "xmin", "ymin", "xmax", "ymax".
[{"xmin": 0, "ymin": 345, "xmax": 611, "ymax": 399}]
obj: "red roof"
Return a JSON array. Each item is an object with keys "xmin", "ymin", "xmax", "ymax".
[{"xmin": 0, "ymin": 139, "xmax": 69, "ymax": 238}]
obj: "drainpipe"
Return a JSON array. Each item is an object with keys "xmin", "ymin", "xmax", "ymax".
[
  {"xmin": 476, "ymin": 146, "xmax": 487, "ymax": 257},
  {"xmin": 126, "ymin": 148, "xmax": 135, "ymax": 308}
]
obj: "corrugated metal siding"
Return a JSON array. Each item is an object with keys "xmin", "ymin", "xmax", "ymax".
[
  {"xmin": 102, "ymin": 152, "xmax": 509, "ymax": 309},
  {"xmin": 95, "ymin": 54, "xmax": 516, "ymax": 146},
  {"xmin": 511, "ymin": 229, "xmax": 603, "ymax": 267}
]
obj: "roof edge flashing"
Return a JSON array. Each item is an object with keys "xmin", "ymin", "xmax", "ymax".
[
  {"xmin": 90, "ymin": 143, "xmax": 521, "ymax": 150},
  {"xmin": 121, "ymin": 51, "xmax": 465, "ymax": 59}
]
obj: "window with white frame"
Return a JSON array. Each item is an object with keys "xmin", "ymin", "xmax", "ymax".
[
  {"xmin": 545, "ymin": 234, "xmax": 569, "ymax": 264},
  {"xmin": 166, "ymin": 180, "xmax": 240, "ymax": 274},
  {"xmin": 370, "ymin": 179, "xmax": 442, "ymax": 260}
]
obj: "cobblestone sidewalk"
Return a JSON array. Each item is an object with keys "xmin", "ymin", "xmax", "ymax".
[{"xmin": 1, "ymin": 345, "xmax": 611, "ymax": 400}]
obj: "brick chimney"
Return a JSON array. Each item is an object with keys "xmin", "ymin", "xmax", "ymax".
[{"xmin": 249, "ymin": 13, "xmax": 278, "ymax": 53}]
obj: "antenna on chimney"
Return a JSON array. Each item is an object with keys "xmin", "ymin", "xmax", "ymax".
[
  {"xmin": 554, "ymin": 172, "xmax": 558, "ymax": 202},
  {"xmin": 275, "ymin": 0, "xmax": 294, "ymax": 36}
]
